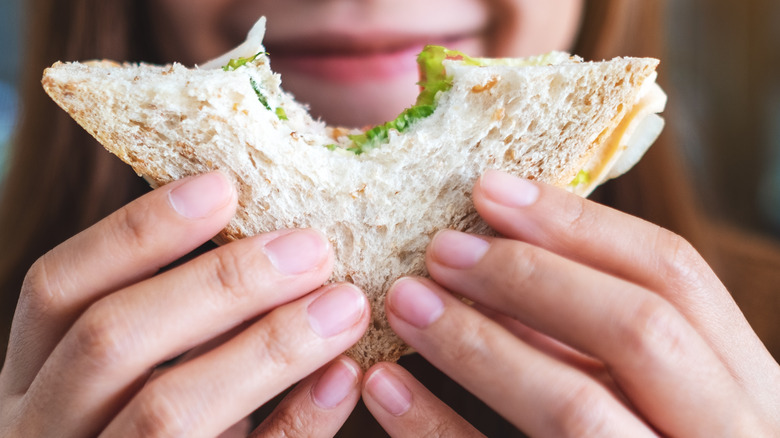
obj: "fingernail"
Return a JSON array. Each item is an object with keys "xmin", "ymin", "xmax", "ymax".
[
  {"xmin": 168, "ymin": 172, "xmax": 233, "ymax": 219},
  {"xmin": 480, "ymin": 169, "xmax": 539, "ymax": 207},
  {"xmin": 311, "ymin": 359, "xmax": 359, "ymax": 409},
  {"xmin": 365, "ymin": 368, "xmax": 412, "ymax": 417},
  {"xmin": 388, "ymin": 278, "xmax": 444, "ymax": 329},
  {"xmin": 264, "ymin": 229, "xmax": 329, "ymax": 275},
  {"xmin": 307, "ymin": 285, "xmax": 366, "ymax": 338},
  {"xmin": 430, "ymin": 230, "xmax": 490, "ymax": 270}
]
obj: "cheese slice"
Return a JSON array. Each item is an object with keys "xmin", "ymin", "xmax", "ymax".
[{"xmin": 569, "ymin": 72, "xmax": 668, "ymax": 196}]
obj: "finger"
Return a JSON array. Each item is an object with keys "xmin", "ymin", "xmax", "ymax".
[
  {"xmin": 425, "ymin": 231, "xmax": 767, "ymax": 436},
  {"xmin": 22, "ymin": 229, "xmax": 334, "ymax": 437},
  {"xmin": 219, "ymin": 419, "xmax": 252, "ymax": 438},
  {"xmin": 100, "ymin": 284, "xmax": 369, "ymax": 438},
  {"xmin": 4, "ymin": 172, "xmax": 237, "ymax": 392},
  {"xmin": 362, "ymin": 362, "xmax": 484, "ymax": 438},
  {"xmin": 386, "ymin": 278, "xmax": 656, "ymax": 437},
  {"xmin": 473, "ymin": 170, "xmax": 780, "ymax": 416},
  {"xmin": 473, "ymin": 304, "xmax": 604, "ymax": 376},
  {"xmin": 475, "ymin": 305, "xmax": 631, "ymax": 405},
  {"xmin": 472, "ymin": 170, "xmax": 744, "ymax": 342},
  {"xmin": 250, "ymin": 356, "xmax": 362, "ymax": 437},
  {"xmin": 473, "ymin": 169, "xmax": 713, "ymax": 295}
]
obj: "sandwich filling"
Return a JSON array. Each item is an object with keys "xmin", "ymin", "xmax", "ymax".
[
  {"xmin": 344, "ymin": 47, "xmax": 574, "ymax": 154},
  {"xmin": 203, "ymin": 18, "xmax": 575, "ymax": 155},
  {"xmin": 203, "ymin": 17, "xmax": 665, "ymax": 193},
  {"xmin": 567, "ymin": 74, "xmax": 667, "ymax": 196},
  {"xmin": 343, "ymin": 45, "xmax": 478, "ymax": 154}
]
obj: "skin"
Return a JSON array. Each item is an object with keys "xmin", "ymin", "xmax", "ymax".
[
  {"xmin": 1, "ymin": 0, "xmax": 778, "ymax": 436},
  {"xmin": 0, "ymin": 172, "xmax": 370, "ymax": 437},
  {"xmin": 379, "ymin": 171, "xmax": 780, "ymax": 436}
]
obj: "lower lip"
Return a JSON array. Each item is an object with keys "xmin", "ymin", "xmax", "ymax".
[{"xmin": 268, "ymin": 43, "xmax": 433, "ymax": 83}]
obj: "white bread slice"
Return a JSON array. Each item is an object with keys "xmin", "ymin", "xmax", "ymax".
[{"xmin": 41, "ymin": 19, "xmax": 665, "ymax": 369}]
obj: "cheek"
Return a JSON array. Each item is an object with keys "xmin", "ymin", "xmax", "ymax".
[
  {"xmin": 489, "ymin": 0, "xmax": 584, "ymax": 57},
  {"xmin": 154, "ymin": 0, "xmax": 214, "ymax": 28},
  {"xmin": 151, "ymin": 0, "xmax": 233, "ymax": 64}
]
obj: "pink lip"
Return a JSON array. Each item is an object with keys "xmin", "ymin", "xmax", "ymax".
[
  {"xmin": 270, "ymin": 45, "xmax": 422, "ymax": 83},
  {"xmin": 266, "ymin": 35, "xmax": 474, "ymax": 83}
]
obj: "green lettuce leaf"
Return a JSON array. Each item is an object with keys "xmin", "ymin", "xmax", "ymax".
[
  {"xmin": 222, "ymin": 52, "xmax": 265, "ymax": 71},
  {"xmin": 415, "ymin": 45, "xmax": 480, "ymax": 106},
  {"xmin": 346, "ymin": 45, "xmax": 480, "ymax": 154}
]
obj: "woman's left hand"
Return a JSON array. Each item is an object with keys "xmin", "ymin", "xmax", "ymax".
[{"xmin": 363, "ymin": 170, "xmax": 780, "ymax": 437}]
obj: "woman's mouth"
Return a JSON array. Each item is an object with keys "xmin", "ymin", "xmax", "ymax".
[{"xmin": 265, "ymin": 34, "xmax": 482, "ymax": 83}]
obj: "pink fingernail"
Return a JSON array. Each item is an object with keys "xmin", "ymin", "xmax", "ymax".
[
  {"xmin": 430, "ymin": 230, "xmax": 490, "ymax": 270},
  {"xmin": 307, "ymin": 285, "xmax": 366, "ymax": 338},
  {"xmin": 365, "ymin": 368, "xmax": 412, "ymax": 417},
  {"xmin": 388, "ymin": 279, "xmax": 444, "ymax": 329},
  {"xmin": 480, "ymin": 169, "xmax": 539, "ymax": 207},
  {"xmin": 264, "ymin": 229, "xmax": 329, "ymax": 275},
  {"xmin": 311, "ymin": 359, "xmax": 359, "ymax": 409},
  {"xmin": 168, "ymin": 172, "xmax": 233, "ymax": 219}
]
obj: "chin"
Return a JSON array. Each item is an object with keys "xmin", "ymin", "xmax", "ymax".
[
  {"xmin": 266, "ymin": 37, "xmax": 486, "ymax": 127},
  {"xmin": 277, "ymin": 70, "xmax": 422, "ymax": 128}
]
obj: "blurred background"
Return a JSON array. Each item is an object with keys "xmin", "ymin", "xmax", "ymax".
[
  {"xmin": 666, "ymin": 0, "xmax": 780, "ymax": 238},
  {"xmin": 0, "ymin": 0, "xmax": 21, "ymax": 178},
  {"xmin": 0, "ymin": 0, "xmax": 778, "ymax": 237}
]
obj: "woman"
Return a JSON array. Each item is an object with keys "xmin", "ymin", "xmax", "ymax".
[{"xmin": 1, "ymin": 0, "xmax": 779, "ymax": 436}]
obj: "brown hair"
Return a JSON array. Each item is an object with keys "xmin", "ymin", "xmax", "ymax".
[
  {"xmin": 1, "ymin": 0, "xmax": 779, "ymax": 392},
  {"xmin": 0, "ymin": 0, "xmax": 154, "ymax": 351}
]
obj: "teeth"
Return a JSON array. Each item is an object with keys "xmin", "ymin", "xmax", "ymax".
[{"xmin": 570, "ymin": 75, "xmax": 667, "ymax": 196}]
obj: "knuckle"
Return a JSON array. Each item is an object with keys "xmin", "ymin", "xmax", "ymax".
[
  {"xmin": 443, "ymin": 316, "xmax": 493, "ymax": 368},
  {"xmin": 131, "ymin": 383, "xmax": 192, "ymax": 438},
  {"xmin": 19, "ymin": 254, "xmax": 60, "ymax": 316},
  {"xmin": 620, "ymin": 296, "xmax": 688, "ymax": 364},
  {"xmin": 555, "ymin": 383, "xmax": 612, "ymax": 437},
  {"xmin": 71, "ymin": 302, "xmax": 133, "ymax": 369},
  {"xmin": 655, "ymin": 228, "xmax": 709, "ymax": 290},
  {"xmin": 261, "ymin": 405, "xmax": 310, "ymax": 438},
  {"xmin": 206, "ymin": 247, "xmax": 256, "ymax": 302},
  {"xmin": 563, "ymin": 195, "xmax": 596, "ymax": 235},
  {"xmin": 253, "ymin": 318, "xmax": 299, "ymax": 370},
  {"xmin": 494, "ymin": 242, "xmax": 544, "ymax": 294},
  {"xmin": 111, "ymin": 203, "xmax": 156, "ymax": 253},
  {"xmin": 418, "ymin": 417, "xmax": 467, "ymax": 438}
]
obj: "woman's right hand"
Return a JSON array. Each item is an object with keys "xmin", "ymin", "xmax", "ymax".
[{"xmin": 0, "ymin": 171, "xmax": 370, "ymax": 437}]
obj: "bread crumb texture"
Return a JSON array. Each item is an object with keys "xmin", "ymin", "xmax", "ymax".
[{"xmin": 42, "ymin": 55, "xmax": 658, "ymax": 369}]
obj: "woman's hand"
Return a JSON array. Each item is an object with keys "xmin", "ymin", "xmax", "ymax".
[
  {"xmin": 366, "ymin": 170, "xmax": 780, "ymax": 437},
  {"xmin": 0, "ymin": 172, "xmax": 370, "ymax": 437}
]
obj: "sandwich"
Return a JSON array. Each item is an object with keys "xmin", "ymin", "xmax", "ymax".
[{"xmin": 41, "ymin": 17, "xmax": 667, "ymax": 369}]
